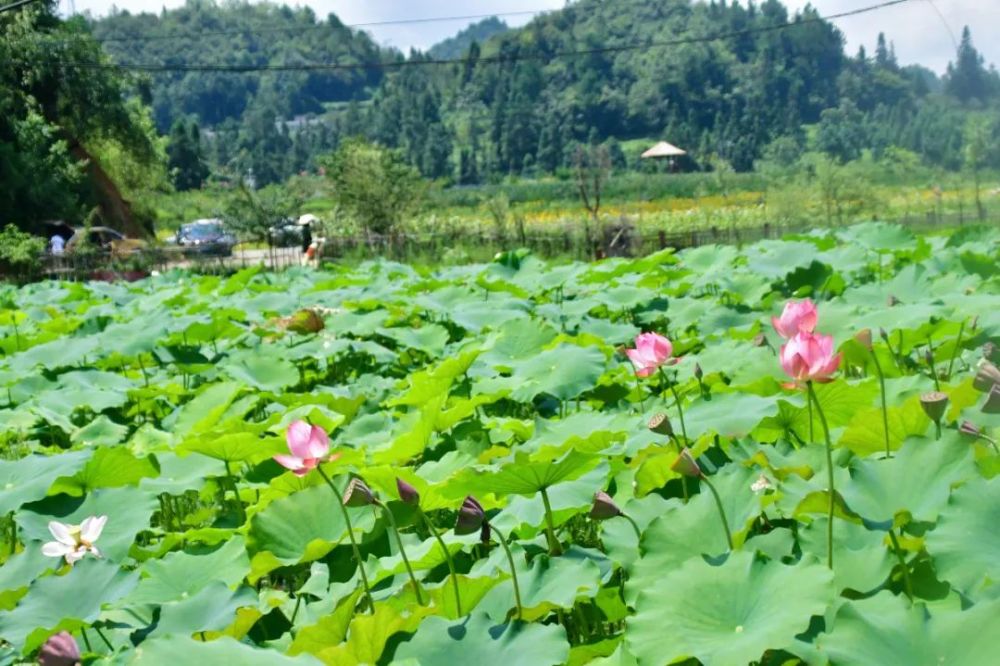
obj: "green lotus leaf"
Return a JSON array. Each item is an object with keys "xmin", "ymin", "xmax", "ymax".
[
  {"xmin": 124, "ymin": 536, "xmax": 251, "ymax": 605},
  {"xmin": 798, "ymin": 517, "xmax": 894, "ymax": 594},
  {"xmin": 0, "ymin": 558, "xmax": 138, "ymax": 652},
  {"xmin": 924, "ymin": 475, "xmax": 1000, "ymax": 601},
  {"xmin": 627, "ymin": 551, "xmax": 834, "ymax": 666},
  {"xmin": 0, "ymin": 451, "xmax": 91, "ymax": 515},
  {"xmin": 476, "ymin": 553, "xmax": 603, "ymax": 622},
  {"xmin": 224, "ymin": 354, "xmax": 300, "ymax": 392},
  {"xmin": 392, "ymin": 611, "xmax": 569, "ymax": 666},
  {"xmin": 508, "ymin": 344, "xmax": 606, "ymax": 402},
  {"xmin": 71, "ymin": 415, "xmax": 130, "ymax": 447},
  {"xmin": 0, "ymin": 544, "xmax": 52, "ymax": 611},
  {"xmin": 49, "ymin": 447, "xmax": 158, "ymax": 495},
  {"xmin": 814, "ymin": 591, "xmax": 1000, "ymax": 665},
  {"xmin": 131, "ymin": 634, "xmax": 322, "ymax": 665},
  {"xmin": 146, "ymin": 581, "xmax": 258, "ymax": 637},
  {"xmin": 466, "ymin": 450, "xmax": 601, "ymax": 496}
]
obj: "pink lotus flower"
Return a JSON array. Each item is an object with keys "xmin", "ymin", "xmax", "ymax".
[
  {"xmin": 772, "ymin": 299, "xmax": 818, "ymax": 339},
  {"xmin": 626, "ymin": 332, "xmax": 677, "ymax": 378},
  {"xmin": 42, "ymin": 516, "xmax": 106, "ymax": 565},
  {"xmin": 780, "ymin": 331, "xmax": 841, "ymax": 385},
  {"xmin": 274, "ymin": 421, "xmax": 339, "ymax": 476}
]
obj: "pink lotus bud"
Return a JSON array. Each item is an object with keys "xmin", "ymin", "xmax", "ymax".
[
  {"xmin": 920, "ymin": 391, "xmax": 949, "ymax": 423},
  {"xmin": 983, "ymin": 385, "xmax": 1000, "ymax": 415},
  {"xmin": 779, "ymin": 331, "xmax": 841, "ymax": 385},
  {"xmin": 771, "ymin": 299, "xmax": 818, "ymax": 338},
  {"xmin": 590, "ymin": 491, "xmax": 623, "ymax": 520},
  {"xmin": 38, "ymin": 631, "xmax": 80, "ymax": 666},
  {"xmin": 342, "ymin": 478, "xmax": 376, "ymax": 507},
  {"xmin": 648, "ymin": 413, "xmax": 673, "ymax": 436},
  {"xmin": 671, "ymin": 448, "xmax": 702, "ymax": 478},
  {"xmin": 854, "ymin": 329, "xmax": 873, "ymax": 351},
  {"xmin": 625, "ymin": 332, "xmax": 676, "ymax": 377},
  {"xmin": 959, "ymin": 420, "xmax": 982, "ymax": 438},
  {"xmin": 396, "ymin": 478, "xmax": 420, "ymax": 506},
  {"xmin": 455, "ymin": 496, "xmax": 486, "ymax": 536},
  {"xmin": 975, "ymin": 361, "xmax": 1000, "ymax": 392}
]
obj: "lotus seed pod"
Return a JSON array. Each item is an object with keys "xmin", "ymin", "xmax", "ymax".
[
  {"xmin": 920, "ymin": 391, "xmax": 949, "ymax": 423},
  {"xmin": 590, "ymin": 491, "xmax": 623, "ymax": 520},
  {"xmin": 959, "ymin": 420, "xmax": 982, "ymax": 438},
  {"xmin": 342, "ymin": 478, "xmax": 376, "ymax": 507},
  {"xmin": 648, "ymin": 413, "xmax": 674, "ymax": 436},
  {"xmin": 974, "ymin": 361, "xmax": 1000, "ymax": 392},
  {"xmin": 396, "ymin": 477, "xmax": 420, "ymax": 506},
  {"xmin": 983, "ymin": 385, "xmax": 1000, "ymax": 415},
  {"xmin": 671, "ymin": 448, "xmax": 702, "ymax": 478}
]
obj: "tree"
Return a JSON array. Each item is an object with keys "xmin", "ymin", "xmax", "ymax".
[
  {"xmin": 573, "ymin": 143, "xmax": 611, "ymax": 248},
  {"xmin": 223, "ymin": 181, "xmax": 303, "ymax": 248},
  {"xmin": 167, "ymin": 120, "xmax": 209, "ymax": 191},
  {"xmin": 320, "ymin": 139, "xmax": 425, "ymax": 236},
  {"xmin": 962, "ymin": 116, "xmax": 997, "ymax": 221},
  {"xmin": 944, "ymin": 27, "xmax": 992, "ymax": 103}
]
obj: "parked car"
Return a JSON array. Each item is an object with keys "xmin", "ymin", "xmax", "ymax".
[
  {"xmin": 268, "ymin": 218, "xmax": 303, "ymax": 248},
  {"xmin": 65, "ymin": 227, "xmax": 146, "ymax": 256},
  {"xmin": 174, "ymin": 219, "xmax": 236, "ymax": 256}
]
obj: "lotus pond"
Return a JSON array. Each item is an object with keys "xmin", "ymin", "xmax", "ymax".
[{"xmin": 1, "ymin": 222, "xmax": 998, "ymax": 665}]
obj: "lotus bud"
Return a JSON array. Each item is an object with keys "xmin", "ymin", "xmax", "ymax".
[
  {"xmin": 342, "ymin": 478, "xmax": 377, "ymax": 507},
  {"xmin": 750, "ymin": 474, "xmax": 774, "ymax": 493},
  {"xmin": 455, "ymin": 496, "xmax": 486, "ymax": 536},
  {"xmin": 879, "ymin": 327, "xmax": 889, "ymax": 342},
  {"xmin": 983, "ymin": 385, "xmax": 1000, "ymax": 415},
  {"xmin": 973, "ymin": 361, "xmax": 1000, "ymax": 392},
  {"xmin": 887, "ymin": 295, "xmax": 899, "ymax": 307},
  {"xmin": 959, "ymin": 420, "xmax": 982, "ymax": 439},
  {"xmin": 970, "ymin": 316, "xmax": 979, "ymax": 332},
  {"xmin": 920, "ymin": 391, "xmax": 949, "ymax": 423},
  {"xmin": 694, "ymin": 363, "xmax": 703, "ymax": 381},
  {"xmin": 752, "ymin": 333, "xmax": 768, "ymax": 348},
  {"xmin": 648, "ymin": 412, "xmax": 673, "ymax": 436},
  {"xmin": 590, "ymin": 491, "xmax": 623, "ymax": 520},
  {"xmin": 671, "ymin": 448, "xmax": 702, "ymax": 478},
  {"xmin": 38, "ymin": 631, "xmax": 80, "ymax": 666},
  {"xmin": 983, "ymin": 342, "xmax": 997, "ymax": 363},
  {"xmin": 396, "ymin": 478, "xmax": 420, "ymax": 506},
  {"xmin": 854, "ymin": 328, "xmax": 873, "ymax": 351}
]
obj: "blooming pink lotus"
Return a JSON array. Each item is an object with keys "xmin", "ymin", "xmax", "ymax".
[
  {"xmin": 42, "ymin": 516, "xmax": 106, "ymax": 565},
  {"xmin": 772, "ymin": 299, "xmax": 818, "ymax": 339},
  {"xmin": 626, "ymin": 332, "xmax": 677, "ymax": 378},
  {"xmin": 274, "ymin": 421, "xmax": 339, "ymax": 476},
  {"xmin": 780, "ymin": 331, "xmax": 841, "ymax": 385}
]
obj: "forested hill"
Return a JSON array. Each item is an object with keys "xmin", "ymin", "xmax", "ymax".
[
  {"xmin": 89, "ymin": 1, "xmax": 390, "ymax": 130},
  {"xmin": 427, "ymin": 17, "xmax": 509, "ymax": 59}
]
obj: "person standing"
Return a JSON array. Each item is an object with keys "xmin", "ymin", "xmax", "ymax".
[{"xmin": 50, "ymin": 234, "xmax": 65, "ymax": 255}]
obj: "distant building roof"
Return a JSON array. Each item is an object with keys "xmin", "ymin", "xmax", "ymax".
[{"xmin": 641, "ymin": 141, "xmax": 687, "ymax": 159}]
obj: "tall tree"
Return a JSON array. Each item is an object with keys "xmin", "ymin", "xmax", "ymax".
[{"xmin": 944, "ymin": 27, "xmax": 992, "ymax": 103}]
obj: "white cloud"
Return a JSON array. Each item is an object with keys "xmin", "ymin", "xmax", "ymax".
[{"xmin": 68, "ymin": 0, "xmax": 996, "ymax": 73}]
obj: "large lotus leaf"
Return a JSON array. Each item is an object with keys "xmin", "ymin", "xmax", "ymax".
[
  {"xmin": 689, "ymin": 341, "xmax": 779, "ymax": 393},
  {"xmin": 465, "ymin": 450, "xmax": 600, "ymax": 498},
  {"xmin": 17, "ymin": 486, "xmax": 157, "ymax": 562},
  {"xmin": 744, "ymin": 240, "xmax": 819, "ymax": 278},
  {"xmin": 476, "ymin": 553, "xmax": 603, "ymax": 622},
  {"xmin": 71, "ymin": 415, "xmax": 130, "ymax": 446},
  {"xmin": 392, "ymin": 611, "xmax": 569, "ymax": 666},
  {"xmin": 837, "ymin": 221, "xmax": 917, "ymax": 253},
  {"xmin": 131, "ymin": 634, "xmax": 322, "ymax": 665},
  {"xmin": 316, "ymin": 601, "xmax": 430, "ymax": 664},
  {"xmin": 146, "ymin": 582, "xmax": 258, "ymax": 638},
  {"xmin": 798, "ymin": 517, "xmax": 894, "ymax": 594},
  {"xmin": 682, "ymin": 392, "xmax": 778, "ymax": 439},
  {"xmin": 48, "ymin": 447, "xmax": 158, "ymax": 495},
  {"xmin": 479, "ymin": 319, "xmax": 559, "ymax": 367},
  {"xmin": 179, "ymin": 430, "xmax": 286, "ymax": 464},
  {"xmin": 522, "ymin": 411, "xmax": 633, "ymax": 457},
  {"xmin": 247, "ymin": 482, "xmax": 376, "ymax": 568},
  {"xmin": 6, "ymin": 335, "xmax": 100, "ymax": 372},
  {"xmin": 626, "ymin": 551, "xmax": 834, "ymax": 666},
  {"xmin": 491, "ymin": 465, "xmax": 610, "ymax": 539},
  {"xmin": 508, "ymin": 344, "xmax": 606, "ymax": 402},
  {"xmin": 814, "ymin": 591, "xmax": 1000, "ymax": 665},
  {"xmin": 162, "ymin": 381, "xmax": 244, "ymax": 437},
  {"xmin": 924, "ymin": 475, "xmax": 1000, "ymax": 600},
  {"xmin": 839, "ymin": 392, "xmax": 932, "ymax": 456},
  {"xmin": 224, "ymin": 354, "xmax": 300, "ymax": 392},
  {"xmin": 0, "ymin": 558, "xmax": 138, "ymax": 652},
  {"xmin": 0, "ymin": 451, "xmax": 90, "ymax": 514},
  {"xmin": 838, "ymin": 434, "xmax": 977, "ymax": 528},
  {"xmin": 379, "ymin": 324, "xmax": 451, "ymax": 356},
  {"xmin": 0, "ymin": 544, "xmax": 52, "ymax": 611},
  {"xmin": 125, "ymin": 536, "xmax": 251, "ymax": 605}
]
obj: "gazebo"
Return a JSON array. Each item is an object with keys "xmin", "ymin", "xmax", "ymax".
[{"xmin": 640, "ymin": 141, "xmax": 687, "ymax": 171}]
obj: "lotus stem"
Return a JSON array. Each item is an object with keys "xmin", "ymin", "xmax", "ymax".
[
  {"xmin": 887, "ymin": 529, "xmax": 914, "ymax": 601},
  {"xmin": 222, "ymin": 461, "xmax": 246, "ymax": 525},
  {"xmin": 492, "ymin": 527, "xmax": 523, "ymax": 621},
  {"xmin": 416, "ymin": 506, "xmax": 462, "ymax": 616},
  {"xmin": 871, "ymin": 350, "xmax": 891, "ymax": 459},
  {"xmin": 80, "ymin": 628, "xmax": 93, "ymax": 652},
  {"xmin": 539, "ymin": 488, "xmax": 562, "ymax": 556},
  {"xmin": 622, "ymin": 512, "xmax": 642, "ymax": 542},
  {"xmin": 926, "ymin": 339, "xmax": 941, "ymax": 391},
  {"xmin": 659, "ymin": 367, "xmax": 688, "ymax": 441},
  {"xmin": 808, "ymin": 381, "xmax": 836, "ymax": 570},
  {"xmin": 945, "ymin": 321, "xmax": 965, "ymax": 381},
  {"xmin": 377, "ymin": 501, "xmax": 425, "ymax": 605},
  {"xmin": 317, "ymin": 467, "xmax": 375, "ymax": 613},
  {"xmin": 700, "ymin": 475, "xmax": 733, "ymax": 550}
]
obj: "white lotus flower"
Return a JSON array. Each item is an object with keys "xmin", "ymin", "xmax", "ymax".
[
  {"xmin": 41, "ymin": 515, "xmax": 107, "ymax": 565},
  {"xmin": 751, "ymin": 475, "xmax": 774, "ymax": 494}
]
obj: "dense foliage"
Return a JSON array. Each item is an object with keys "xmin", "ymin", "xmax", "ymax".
[{"xmin": 0, "ymin": 222, "xmax": 997, "ymax": 664}]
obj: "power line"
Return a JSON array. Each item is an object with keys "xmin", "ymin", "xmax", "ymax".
[
  {"xmin": 35, "ymin": 0, "xmax": 914, "ymax": 74},
  {"xmin": 0, "ymin": 0, "xmax": 42, "ymax": 14}
]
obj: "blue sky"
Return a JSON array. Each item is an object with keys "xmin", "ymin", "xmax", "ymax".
[{"xmin": 73, "ymin": 0, "xmax": 997, "ymax": 74}]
